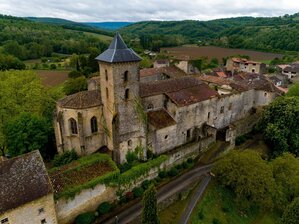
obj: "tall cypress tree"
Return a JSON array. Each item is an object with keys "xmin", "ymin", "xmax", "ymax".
[{"xmin": 141, "ymin": 184, "xmax": 160, "ymax": 224}]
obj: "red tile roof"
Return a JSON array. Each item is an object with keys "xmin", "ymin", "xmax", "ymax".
[
  {"xmin": 58, "ymin": 90, "xmax": 102, "ymax": 109},
  {"xmin": 147, "ymin": 109, "xmax": 176, "ymax": 129},
  {"xmin": 166, "ymin": 84, "xmax": 219, "ymax": 107}
]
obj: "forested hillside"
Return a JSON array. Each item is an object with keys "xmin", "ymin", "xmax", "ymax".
[
  {"xmin": 121, "ymin": 13, "xmax": 299, "ymax": 52},
  {"xmin": 0, "ymin": 15, "xmax": 110, "ymax": 63},
  {"xmin": 27, "ymin": 17, "xmax": 113, "ymax": 36}
]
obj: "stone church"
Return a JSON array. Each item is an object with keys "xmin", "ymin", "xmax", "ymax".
[{"xmin": 54, "ymin": 33, "xmax": 280, "ymax": 164}]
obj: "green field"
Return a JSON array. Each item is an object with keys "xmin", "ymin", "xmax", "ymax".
[{"xmin": 189, "ymin": 182, "xmax": 280, "ymax": 224}]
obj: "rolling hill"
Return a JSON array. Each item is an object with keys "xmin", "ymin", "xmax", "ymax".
[
  {"xmin": 84, "ymin": 22, "xmax": 133, "ymax": 30},
  {"xmin": 120, "ymin": 13, "xmax": 299, "ymax": 52}
]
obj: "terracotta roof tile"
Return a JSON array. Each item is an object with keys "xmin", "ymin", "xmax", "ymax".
[
  {"xmin": 0, "ymin": 151, "xmax": 52, "ymax": 214},
  {"xmin": 140, "ymin": 77, "xmax": 202, "ymax": 97},
  {"xmin": 147, "ymin": 109, "xmax": 176, "ymax": 129},
  {"xmin": 58, "ymin": 90, "xmax": 102, "ymax": 109},
  {"xmin": 166, "ymin": 84, "xmax": 219, "ymax": 107}
]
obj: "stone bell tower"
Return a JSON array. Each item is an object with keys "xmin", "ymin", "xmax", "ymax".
[{"xmin": 96, "ymin": 33, "xmax": 146, "ymax": 163}]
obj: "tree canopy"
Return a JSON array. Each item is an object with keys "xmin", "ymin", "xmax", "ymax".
[
  {"xmin": 4, "ymin": 113, "xmax": 50, "ymax": 157},
  {"xmin": 213, "ymin": 150, "xmax": 275, "ymax": 210},
  {"xmin": 281, "ymin": 197, "xmax": 299, "ymax": 224},
  {"xmin": 142, "ymin": 184, "xmax": 160, "ymax": 224},
  {"xmin": 257, "ymin": 97, "xmax": 299, "ymax": 157}
]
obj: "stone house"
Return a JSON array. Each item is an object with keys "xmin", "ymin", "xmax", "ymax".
[
  {"xmin": 0, "ymin": 151, "xmax": 57, "ymax": 224},
  {"xmin": 153, "ymin": 59, "xmax": 170, "ymax": 68},
  {"xmin": 226, "ymin": 58, "xmax": 266, "ymax": 74},
  {"xmin": 54, "ymin": 33, "xmax": 280, "ymax": 164},
  {"xmin": 281, "ymin": 63, "xmax": 299, "ymax": 79}
]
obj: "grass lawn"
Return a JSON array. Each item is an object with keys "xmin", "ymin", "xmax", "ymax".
[
  {"xmin": 159, "ymin": 181, "xmax": 201, "ymax": 224},
  {"xmin": 189, "ymin": 181, "xmax": 280, "ymax": 224}
]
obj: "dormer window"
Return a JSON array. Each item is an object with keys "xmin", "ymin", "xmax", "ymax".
[{"xmin": 124, "ymin": 71, "xmax": 129, "ymax": 82}]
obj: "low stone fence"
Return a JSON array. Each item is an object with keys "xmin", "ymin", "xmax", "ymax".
[{"xmin": 55, "ymin": 142, "xmax": 201, "ymax": 224}]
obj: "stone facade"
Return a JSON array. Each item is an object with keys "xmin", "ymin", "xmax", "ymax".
[
  {"xmin": 0, "ymin": 194, "xmax": 57, "ymax": 224},
  {"xmin": 226, "ymin": 58, "xmax": 266, "ymax": 74},
  {"xmin": 54, "ymin": 34, "xmax": 280, "ymax": 164}
]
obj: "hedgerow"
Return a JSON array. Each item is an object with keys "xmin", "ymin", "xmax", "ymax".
[{"xmin": 116, "ymin": 155, "xmax": 168, "ymax": 185}]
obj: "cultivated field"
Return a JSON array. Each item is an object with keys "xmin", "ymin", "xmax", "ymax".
[
  {"xmin": 36, "ymin": 70, "xmax": 69, "ymax": 87},
  {"xmin": 161, "ymin": 46, "xmax": 283, "ymax": 61}
]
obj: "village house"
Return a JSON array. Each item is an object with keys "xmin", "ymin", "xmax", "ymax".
[
  {"xmin": 54, "ymin": 33, "xmax": 280, "ymax": 164},
  {"xmin": 281, "ymin": 62, "xmax": 299, "ymax": 79},
  {"xmin": 226, "ymin": 58, "xmax": 266, "ymax": 74},
  {"xmin": 0, "ymin": 151, "xmax": 57, "ymax": 224},
  {"xmin": 153, "ymin": 59, "xmax": 170, "ymax": 68}
]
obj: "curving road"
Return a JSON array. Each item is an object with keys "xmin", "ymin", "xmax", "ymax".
[{"xmin": 102, "ymin": 164, "xmax": 213, "ymax": 224}]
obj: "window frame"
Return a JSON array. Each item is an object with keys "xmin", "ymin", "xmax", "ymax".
[
  {"xmin": 69, "ymin": 118, "xmax": 78, "ymax": 135},
  {"xmin": 90, "ymin": 116, "xmax": 98, "ymax": 133}
]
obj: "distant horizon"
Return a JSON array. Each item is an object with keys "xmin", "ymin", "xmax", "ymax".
[
  {"xmin": 17, "ymin": 12, "xmax": 299, "ymax": 24},
  {"xmin": 0, "ymin": 0, "xmax": 298, "ymax": 22}
]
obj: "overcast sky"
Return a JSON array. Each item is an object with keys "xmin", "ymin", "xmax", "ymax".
[{"xmin": 0, "ymin": 0, "xmax": 298, "ymax": 22}]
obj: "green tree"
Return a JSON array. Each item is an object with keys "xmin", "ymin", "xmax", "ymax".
[
  {"xmin": 287, "ymin": 84, "xmax": 299, "ymax": 97},
  {"xmin": 63, "ymin": 76, "xmax": 87, "ymax": 95},
  {"xmin": 257, "ymin": 97, "xmax": 299, "ymax": 157},
  {"xmin": 142, "ymin": 184, "xmax": 160, "ymax": 224},
  {"xmin": 281, "ymin": 197, "xmax": 299, "ymax": 224},
  {"xmin": 0, "ymin": 70, "xmax": 62, "ymax": 157},
  {"xmin": 4, "ymin": 113, "xmax": 50, "ymax": 157},
  {"xmin": 213, "ymin": 150, "xmax": 275, "ymax": 210},
  {"xmin": 272, "ymin": 153, "xmax": 299, "ymax": 212}
]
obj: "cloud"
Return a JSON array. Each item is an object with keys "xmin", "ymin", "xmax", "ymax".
[{"xmin": 0, "ymin": 0, "xmax": 298, "ymax": 22}]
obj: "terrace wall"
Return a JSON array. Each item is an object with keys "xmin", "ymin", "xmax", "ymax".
[{"xmin": 55, "ymin": 141, "xmax": 200, "ymax": 224}]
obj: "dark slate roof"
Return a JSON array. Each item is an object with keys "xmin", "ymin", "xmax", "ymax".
[
  {"xmin": 147, "ymin": 109, "xmax": 176, "ymax": 129},
  {"xmin": 283, "ymin": 63, "xmax": 299, "ymax": 73},
  {"xmin": 0, "ymin": 151, "xmax": 52, "ymax": 214},
  {"xmin": 58, "ymin": 90, "xmax": 102, "ymax": 109},
  {"xmin": 96, "ymin": 33, "xmax": 142, "ymax": 63}
]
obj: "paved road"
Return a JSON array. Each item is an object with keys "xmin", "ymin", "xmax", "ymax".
[
  {"xmin": 178, "ymin": 175, "xmax": 211, "ymax": 224},
  {"xmin": 102, "ymin": 164, "xmax": 213, "ymax": 224}
]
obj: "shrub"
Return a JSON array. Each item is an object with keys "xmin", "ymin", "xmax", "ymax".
[
  {"xmin": 119, "ymin": 162, "xmax": 132, "ymax": 173},
  {"xmin": 198, "ymin": 209, "xmax": 204, "ymax": 220},
  {"xmin": 167, "ymin": 167, "xmax": 179, "ymax": 177},
  {"xmin": 53, "ymin": 150, "xmax": 78, "ymax": 167},
  {"xmin": 126, "ymin": 151, "xmax": 138, "ymax": 164},
  {"xmin": 125, "ymin": 191, "xmax": 134, "ymax": 201},
  {"xmin": 187, "ymin": 158, "xmax": 193, "ymax": 164},
  {"xmin": 75, "ymin": 212, "xmax": 96, "ymax": 224},
  {"xmin": 142, "ymin": 180, "xmax": 151, "ymax": 190},
  {"xmin": 235, "ymin": 135, "xmax": 247, "ymax": 146},
  {"xmin": 182, "ymin": 161, "xmax": 189, "ymax": 169},
  {"xmin": 146, "ymin": 149, "xmax": 154, "ymax": 160},
  {"xmin": 50, "ymin": 64, "xmax": 57, "ymax": 70},
  {"xmin": 97, "ymin": 202, "xmax": 112, "ymax": 215},
  {"xmin": 158, "ymin": 170, "xmax": 167, "ymax": 178},
  {"xmin": 154, "ymin": 176, "xmax": 161, "ymax": 184},
  {"xmin": 212, "ymin": 218, "xmax": 221, "ymax": 224},
  {"xmin": 68, "ymin": 70, "xmax": 82, "ymax": 78},
  {"xmin": 133, "ymin": 187, "xmax": 144, "ymax": 198},
  {"xmin": 175, "ymin": 164, "xmax": 183, "ymax": 170}
]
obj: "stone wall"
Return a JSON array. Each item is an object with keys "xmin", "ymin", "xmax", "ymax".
[
  {"xmin": 55, "ymin": 142, "xmax": 200, "ymax": 223},
  {"xmin": 0, "ymin": 194, "xmax": 57, "ymax": 224},
  {"xmin": 56, "ymin": 185, "xmax": 116, "ymax": 224}
]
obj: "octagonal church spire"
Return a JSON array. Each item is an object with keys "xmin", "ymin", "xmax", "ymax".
[{"xmin": 95, "ymin": 32, "xmax": 142, "ymax": 63}]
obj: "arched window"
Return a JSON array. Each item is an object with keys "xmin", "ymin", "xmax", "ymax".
[
  {"xmin": 124, "ymin": 71, "xmax": 128, "ymax": 82},
  {"xmin": 105, "ymin": 70, "xmax": 108, "ymax": 81},
  {"xmin": 125, "ymin": 89, "xmax": 129, "ymax": 100},
  {"xmin": 91, "ymin": 116, "xmax": 98, "ymax": 133},
  {"xmin": 128, "ymin": 140, "xmax": 132, "ymax": 147},
  {"xmin": 69, "ymin": 118, "xmax": 78, "ymax": 135}
]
